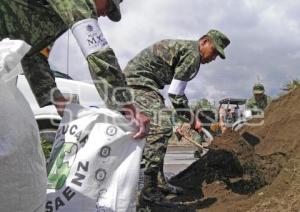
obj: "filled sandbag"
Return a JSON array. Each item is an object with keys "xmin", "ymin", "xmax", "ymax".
[
  {"xmin": 0, "ymin": 39, "xmax": 47, "ymax": 212},
  {"xmin": 46, "ymin": 104, "xmax": 145, "ymax": 212}
]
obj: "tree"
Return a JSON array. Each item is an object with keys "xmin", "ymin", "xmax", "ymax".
[
  {"xmin": 193, "ymin": 98, "xmax": 215, "ymax": 111},
  {"xmin": 282, "ymin": 79, "xmax": 300, "ymax": 92}
]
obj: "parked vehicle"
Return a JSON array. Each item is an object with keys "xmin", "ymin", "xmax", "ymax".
[
  {"xmin": 218, "ymin": 98, "xmax": 257, "ymax": 132},
  {"xmin": 17, "ymin": 71, "xmax": 104, "ymax": 143},
  {"xmin": 218, "ymin": 98, "xmax": 247, "ymax": 125}
]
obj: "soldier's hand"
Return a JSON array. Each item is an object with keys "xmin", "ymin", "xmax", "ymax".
[
  {"xmin": 192, "ymin": 119, "xmax": 202, "ymax": 133},
  {"xmin": 133, "ymin": 110, "xmax": 150, "ymax": 139},
  {"xmin": 122, "ymin": 104, "xmax": 150, "ymax": 140}
]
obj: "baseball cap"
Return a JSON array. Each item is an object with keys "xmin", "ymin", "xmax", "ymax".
[
  {"xmin": 253, "ymin": 83, "xmax": 265, "ymax": 94},
  {"xmin": 206, "ymin": 29, "xmax": 230, "ymax": 59}
]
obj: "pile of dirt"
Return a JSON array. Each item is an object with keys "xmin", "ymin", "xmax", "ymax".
[
  {"xmin": 228, "ymin": 86, "xmax": 300, "ymax": 212},
  {"xmin": 150, "ymin": 87, "xmax": 300, "ymax": 211}
]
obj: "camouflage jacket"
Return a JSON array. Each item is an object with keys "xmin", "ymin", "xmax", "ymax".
[
  {"xmin": 124, "ymin": 39, "xmax": 201, "ymax": 121},
  {"xmin": 245, "ymin": 94, "xmax": 272, "ymax": 111},
  {"xmin": 0, "ymin": 0, "xmax": 129, "ymax": 108}
]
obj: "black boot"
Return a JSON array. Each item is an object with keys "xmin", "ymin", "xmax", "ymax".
[
  {"xmin": 158, "ymin": 169, "xmax": 184, "ymax": 195},
  {"xmin": 140, "ymin": 173, "xmax": 164, "ymax": 203}
]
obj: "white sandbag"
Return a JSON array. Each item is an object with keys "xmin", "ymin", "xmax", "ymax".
[
  {"xmin": 0, "ymin": 39, "xmax": 47, "ymax": 212},
  {"xmin": 0, "ymin": 38, "xmax": 30, "ymax": 87},
  {"xmin": 46, "ymin": 104, "xmax": 145, "ymax": 212}
]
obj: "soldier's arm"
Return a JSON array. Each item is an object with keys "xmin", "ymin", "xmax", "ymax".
[
  {"xmin": 22, "ymin": 53, "xmax": 63, "ymax": 107},
  {"xmin": 0, "ymin": 1, "xmax": 65, "ymax": 107},
  {"xmin": 168, "ymin": 93, "xmax": 190, "ymax": 122},
  {"xmin": 168, "ymin": 53, "xmax": 200, "ymax": 123},
  {"xmin": 263, "ymin": 95, "xmax": 272, "ymax": 111},
  {"xmin": 48, "ymin": 0, "xmax": 131, "ymax": 109},
  {"xmin": 267, "ymin": 96, "xmax": 272, "ymax": 105},
  {"xmin": 245, "ymin": 99, "xmax": 253, "ymax": 110}
]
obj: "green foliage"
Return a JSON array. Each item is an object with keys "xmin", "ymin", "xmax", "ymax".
[
  {"xmin": 192, "ymin": 98, "xmax": 215, "ymax": 111},
  {"xmin": 41, "ymin": 139, "xmax": 53, "ymax": 160},
  {"xmin": 282, "ymin": 79, "xmax": 300, "ymax": 92}
]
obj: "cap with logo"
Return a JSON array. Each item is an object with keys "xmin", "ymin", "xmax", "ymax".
[
  {"xmin": 206, "ymin": 29, "xmax": 230, "ymax": 59},
  {"xmin": 107, "ymin": 0, "xmax": 123, "ymax": 22},
  {"xmin": 253, "ymin": 83, "xmax": 265, "ymax": 94}
]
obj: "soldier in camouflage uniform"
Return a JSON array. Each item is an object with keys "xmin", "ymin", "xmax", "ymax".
[
  {"xmin": 246, "ymin": 83, "xmax": 272, "ymax": 114},
  {"xmin": 124, "ymin": 30, "xmax": 230, "ymax": 202},
  {"xmin": 0, "ymin": 0, "xmax": 149, "ymax": 139}
]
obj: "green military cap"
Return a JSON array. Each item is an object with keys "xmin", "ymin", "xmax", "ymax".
[
  {"xmin": 206, "ymin": 29, "xmax": 230, "ymax": 59},
  {"xmin": 107, "ymin": 0, "xmax": 123, "ymax": 22},
  {"xmin": 253, "ymin": 83, "xmax": 265, "ymax": 94}
]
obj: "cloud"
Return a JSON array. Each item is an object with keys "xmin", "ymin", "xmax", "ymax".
[{"xmin": 49, "ymin": 0, "xmax": 300, "ymax": 105}]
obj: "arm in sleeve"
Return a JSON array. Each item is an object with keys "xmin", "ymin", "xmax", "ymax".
[
  {"xmin": 245, "ymin": 99, "xmax": 253, "ymax": 110},
  {"xmin": 1, "ymin": 1, "xmax": 65, "ymax": 107},
  {"xmin": 48, "ymin": 0, "xmax": 131, "ymax": 109},
  {"xmin": 87, "ymin": 48, "xmax": 131, "ymax": 109},
  {"xmin": 168, "ymin": 53, "xmax": 200, "ymax": 122},
  {"xmin": 21, "ymin": 53, "xmax": 64, "ymax": 107},
  {"xmin": 168, "ymin": 93, "xmax": 191, "ymax": 123}
]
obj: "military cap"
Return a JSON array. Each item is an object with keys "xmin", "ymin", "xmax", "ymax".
[
  {"xmin": 107, "ymin": 0, "xmax": 123, "ymax": 22},
  {"xmin": 206, "ymin": 29, "xmax": 230, "ymax": 59},
  {"xmin": 253, "ymin": 83, "xmax": 265, "ymax": 94}
]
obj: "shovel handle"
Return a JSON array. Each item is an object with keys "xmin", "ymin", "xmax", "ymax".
[
  {"xmin": 182, "ymin": 135, "xmax": 205, "ymax": 149},
  {"xmin": 202, "ymin": 128, "xmax": 213, "ymax": 147}
]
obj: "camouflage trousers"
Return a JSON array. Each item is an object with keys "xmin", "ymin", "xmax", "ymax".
[{"xmin": 131, "ymin": 87, "xmax": 173, "ymax": 176}]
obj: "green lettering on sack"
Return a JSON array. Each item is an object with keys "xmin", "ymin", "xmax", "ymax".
[{"xmin": 47, "ymin": 143, "xmax": 78, "ymax": 189}]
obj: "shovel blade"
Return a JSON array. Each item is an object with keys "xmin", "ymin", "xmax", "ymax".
[{"xmin": 241, "ymin": 132, "xmax": 260, "ymax": 146}]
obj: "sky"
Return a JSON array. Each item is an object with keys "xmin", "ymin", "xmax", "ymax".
[{"xmin": 49, "ymin": 0, "xmax": 300, "ymax": 106}]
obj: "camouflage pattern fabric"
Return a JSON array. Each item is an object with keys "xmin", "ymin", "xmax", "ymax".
[
  {"xmin": 245, "ymin": 94, "xmax": 272, "ymax": 111},
  {"xmin": 253, "ymin": 83, "xmax": 265, "ymax": 94},
  {"xmin": 0, "ymin": 0, "xmax": 130, "ymax": 108},
  {"xmin": 21, "ymin": 53, "xmax": 62, "ymax": 106},
  {"xmin": 131, "ymin": 87, "xmax": 173, "ymax": 175},
  {"xmin": 124, "ymin": 39, "xmax": 201, "ymax": 120},
  {"xmin": 125, "ymin": 39, "xmax": 201, "ymax": 187},
  {"xmin": 0, "ymin": 0, "xmax": 67, "ymax": 106},
  {"xmin": 206, "ymin": 29, "xmax": 230, "ymax": 59}
]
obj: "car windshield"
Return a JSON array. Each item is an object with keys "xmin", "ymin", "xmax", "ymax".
[{"xmin": 53, "ymin": 71, "xmax": 73, "ymax": 80}]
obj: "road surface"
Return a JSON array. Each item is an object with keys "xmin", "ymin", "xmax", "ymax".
[{"xmin": 164, "ymin": 145, "xmax": 197, "ymax": 177}]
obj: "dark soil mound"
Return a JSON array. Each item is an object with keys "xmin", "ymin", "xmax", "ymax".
[{"xmin": 147, "ymin": 87, "xmax": 300, "ymax": 212}]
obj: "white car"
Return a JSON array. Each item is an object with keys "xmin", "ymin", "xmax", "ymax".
[{"xmin": 17, "ymin": 71, "xmax": 104, "ymax": 142}]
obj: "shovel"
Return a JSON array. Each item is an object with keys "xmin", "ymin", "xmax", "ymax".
[
  {"xmin": 175, "ymin": 124, "xmax": 213, "ymax": 156},
  {"xmin": 241, "ymin": 131, "xmax": 260, "ymax": 146}
]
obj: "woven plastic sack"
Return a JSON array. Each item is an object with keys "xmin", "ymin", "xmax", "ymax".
[
  {"xmin": 0, "ymin": 39, "xmax": 47, "ymax": 212},
  {"xmin": 46, "ymin": 104, "xmax": 145, "ymax": 212}
]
